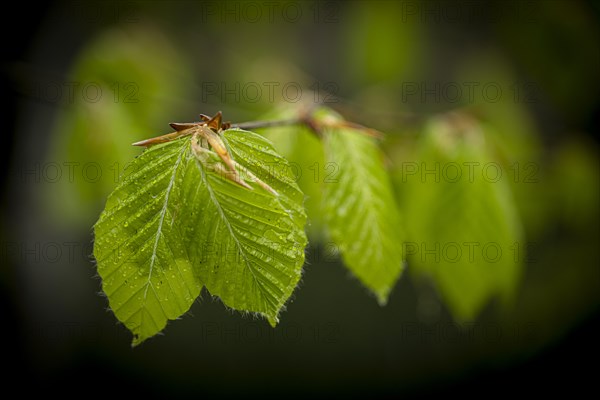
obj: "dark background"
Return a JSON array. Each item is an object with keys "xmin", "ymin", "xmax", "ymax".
[{"xmin": 1, "ymin": 1, "xmax": 599, "ymax": 397}]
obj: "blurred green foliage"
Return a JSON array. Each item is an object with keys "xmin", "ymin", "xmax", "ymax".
[
  {"xmin": 456, "ymin": 52, "xmax": 551, "ymax": 238},
  {"xmin": 45, "ymin": 25, "xmax": 193, "ymax": 226},
  {"xmin": 400, "ymin": 113, "xmax": 523, "ymax": 320},
  {"xmin": 344, "ymin": 0, "xmax": 421, "ymax": 85}
]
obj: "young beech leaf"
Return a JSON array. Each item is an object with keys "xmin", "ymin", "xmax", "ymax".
[
  {"xmin": 94, "ymin": 139, "xmax": 200, "ymax": 346},
  {"xmin": 94, "ymin": 128, "xmax": 307, "ymax": 345},
  {"xmin": 323, "ymin": 126, "xmax": 405, "ymax": 305},
  {"xmin": 403, "ymin": 114, "xmax": 523, "ymax": 321},
  {"xmin": 179, "ymin": 129, "xmax": 307, "ymax": 327}
]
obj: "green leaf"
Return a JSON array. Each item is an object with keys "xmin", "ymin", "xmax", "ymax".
[
  {"xmin": 323, "ymin": 126, "xmax": 405, "ymax": 304},
  {"xmin": 403, "ymin": 115, "xmax": 523, "ymax": 320},
  {"xmin": 94, "ymin": 128, "xmax": 307, "ymax": 344},
  {"xmin": 94, "ymin": 139, "xmax": 200, "ymax": 346},
  {"xmin": 179, "ymin": 129, "xmax": 308, "ymax": 326},
  {"xmin": 257, "ymin": 106, "xmax": 326, "ymax": 240}
]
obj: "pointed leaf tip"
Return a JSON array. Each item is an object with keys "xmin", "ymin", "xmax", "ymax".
[{"xmin": 323, "ymin": 125, "xmax": 405, "ymax": 302}]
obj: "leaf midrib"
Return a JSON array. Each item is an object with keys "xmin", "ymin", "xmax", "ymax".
[
  {"xmin": 143, "ymin": 143, "xmax": 188, "ymax": 302},
  {"xmin": 329, "ymin": 131, "xmax": 389, "ymax": 261},
  {"xmin": 193, "ymin": 156, "xmax": 276, "ymax": 312}
]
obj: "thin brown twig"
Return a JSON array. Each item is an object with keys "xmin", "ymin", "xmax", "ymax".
[
  {"xmin": 232, "ymin": 115, "xmax": 384, "ymax": 139},
  {"xmin": 231, "ymin": 118, "xmax": 303, "ymax": 130}
]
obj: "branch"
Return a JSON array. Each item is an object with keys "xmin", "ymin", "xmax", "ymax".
[
  {"xmin": 231, "ymin": 112, "xmax": 382, "ymax": 139},
  {"xmin": 231, "ymin": 118, "xmax": 303, "ymax": 130}
]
